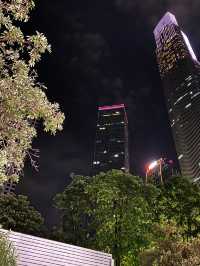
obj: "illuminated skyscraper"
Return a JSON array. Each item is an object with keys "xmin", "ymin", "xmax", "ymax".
[
  {"xmin": 154, "ymin": 12, "xmax": 200, "ymax": 182},
  {"xmin": 93, "ymin": 104, "xmax": 129, "ymax": 173}
]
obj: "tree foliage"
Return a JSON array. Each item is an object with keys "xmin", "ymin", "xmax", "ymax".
[
  {"xmin": 0, "ymin": 194, "xmax": 44, "ymax": 235},
  {"xmin": 54, "ymin": 170, "xmax": 153, "ymax": 266},
  {"xmin": 146, "ymin": 176, "xmax": 200, "ymax": 239},
  {"xmin": 0, "ymin": 0, "xmax": 64, "ymax": 184},
  {"xmin": 0, "ymin": 231, "xmax": 16, "ymax": 266},
  {"xmin": 54, "ymin": 175, "xmax": 91, "ymax": 246},
  {"xmin": 140, "ymin": 223, "xmax": 200, "ymax": 266},
  {"xmin": 54, "ymin": 173, "xmax": 200, "ymax": 265}
]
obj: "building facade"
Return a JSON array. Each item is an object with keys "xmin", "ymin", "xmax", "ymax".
[
  {"xmin": 154, "ymin": 12, "xmax": 200, "ymax": 181},
  {"xmin": 93, "ymin": 104, "xmax": 129, "ymax": 173}
]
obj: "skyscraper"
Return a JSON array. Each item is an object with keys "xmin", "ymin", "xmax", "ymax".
[
  {"xmin": 93, "ymin": 104, "xmax": 129, "ymax": 173},
  {"xmin": 154, "ymin": 12, "xmax": 200, "ymax": 181}
]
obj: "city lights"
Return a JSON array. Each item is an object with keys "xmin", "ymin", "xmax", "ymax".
[
  {"xmin": 181, "ymin": 31, "xmax": 197, "ymax": 61},
  {"xmin": 145, "ymin": 158, "xmax": 164, "ymax": 185},
  {"xmin": 148, "ymin": 160, "xmax": 158, "ymax": 171},
  {"xmin": 98, "ymin": 104, "xmax": 125, "ymax": 111}
]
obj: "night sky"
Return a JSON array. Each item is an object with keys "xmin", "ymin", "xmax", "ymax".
[{"xmin": 17, "ymin": 0, "xmax": 200, "ymax": 226}]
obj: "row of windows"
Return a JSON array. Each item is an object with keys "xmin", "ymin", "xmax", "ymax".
[
  {"xmin": 98, "ymin": 121, "xmax": 125, "ymax": 127},
  {"xmin": 174, "ymin": 92, "xmax": 189, "ymax": 105},
  {"xmin": 97, "ymin": 150, "xmax": 125, "ymax": 155},
  {"xmin": 191, "ymin": 91, "xmax": 200, "ymax": 99},
  {"xmin": 96, "ymin": 139, "xmax": 124, "ymax": 144},
  {"xmin": 94, "ymin": 152, "xmax": 124, "ymax": 162},
  {"xmin": 101, "ymin": 111, "xmax": 121, "ymax": 117},
  {"xmin": 172, "ymin": 90, "xmax": 200, "ymax": 108},
  {"xmin": 93, "ymin": 160, "xmax": 125, "ymax": 171}
]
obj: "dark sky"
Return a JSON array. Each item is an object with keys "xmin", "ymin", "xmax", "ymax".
[{"xmin": 17, "ymin": 0, "xmax": 200, "ymax": 226}]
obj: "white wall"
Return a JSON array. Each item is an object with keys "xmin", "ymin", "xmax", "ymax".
[{"xmin": 0, "ymin": 229, "xmax": 114, "ymax": 266}]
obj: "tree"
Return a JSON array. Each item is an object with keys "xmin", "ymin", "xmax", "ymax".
[
  {"xmin": 0, "ymin": 0, "xmax": 64, "ymax": 184},
  {"xmin": 0, "ymin": 231, "xmax": 16, "ymax": 266},
  {"xmin": 54, "ymin": 170, "xmax": 153, "ymax": 266},
  {"xmin": 53, "ymin": 175, "xmax": 92, "ymax": 246},
  {"xmin": 152, "ymin": 176, "xmax": 200, "ymax": 239},
  {"xmin": 0, "ymin": 194, "xmax": 44, "ymax": 235},
  {"xmin": 140, "ymin": 223, "xmax": 200, "ymax": 266}
]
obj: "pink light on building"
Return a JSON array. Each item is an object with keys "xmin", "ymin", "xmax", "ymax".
[{"xmin": 98, "ymin": 104, "xmax": 125, "ymax": 111}]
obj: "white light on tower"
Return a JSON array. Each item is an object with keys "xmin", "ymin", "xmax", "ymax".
[{"xmin": 181, "ymin": 31, "xmax": 197, "ymax": 61}]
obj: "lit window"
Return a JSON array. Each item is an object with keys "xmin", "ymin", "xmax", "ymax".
[
  {"xmin": 113, "ymin": 111, "xmax": 120, "ymax": 116},
  {"xmin": 178, "ymin": 154, "xmax": 184, "ymax": 160},
  {"xmin": 103, "ymin": 150, "xmax": 107, "ymax": 154},
  {"xmin": 191, "ymin": 92, "xmax": 200, "ymax": 99},
  {"xmin": 186, "ymin": 75, "xmax": 192, "ymax": 81},
  {"xmin": 174, "ymin": 93, "xmax": 188, "ymax": 105},
  {"xmin": 187, "ymin": 82, "xmax": 192, "ymax": 87},
  {"xmin": 93, "ymin": 161, "xmax": 100, "ymax": 165},
  {"xmin": 185, "ymin": 103, "xmax": 191, "ymax": 109},
  {"xmin": 169, "ymin": 108, "xmax": 172, "ymax": 113},
  {"xmin": 114, "ymin": 154, "xmax": 119, "ymax": 158},
  {"xmin": 99, "ymin": 127, "xmax": 106, "ymax": 130}
]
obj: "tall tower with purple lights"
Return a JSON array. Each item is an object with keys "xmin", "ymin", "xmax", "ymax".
[
  {"xmin": 93, "ymin": 104, "xmax": 129, "ymax": 173},
  {"xmin": 154, "ymin": 12, "xmax": 200, "ymax": 182}
]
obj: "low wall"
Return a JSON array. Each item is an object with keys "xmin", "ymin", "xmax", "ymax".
[{"xmin": 0, "ymin": 229, "xmax": 114, "ymax": 266}]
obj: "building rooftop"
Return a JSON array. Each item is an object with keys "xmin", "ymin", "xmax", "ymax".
[
  {"xmin": 98, "ymin": 104, "xmax": 125, "ymax": 111},
  {"xmin": 153, "ymin": 12, "xmax": 178, "ymax": 37}
]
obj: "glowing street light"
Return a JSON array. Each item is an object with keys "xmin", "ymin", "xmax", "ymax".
[
  {"xmin": 148, "ymin": 160, "xmax": 158, "ymax": 171},
  {"xmin": 145, "ymin": 158, "xmax": 164, "ymax": 184}
]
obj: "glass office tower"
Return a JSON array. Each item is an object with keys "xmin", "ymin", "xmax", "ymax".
[
  {"xmin": 93, "ymin": 104, "xmax": 129, "ymax": 173},
  {"xmin": 154, "ymin": 12, "xmax": 200, "ymax": 182}
]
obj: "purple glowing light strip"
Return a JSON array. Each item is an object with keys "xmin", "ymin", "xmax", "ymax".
[
  {"xmin": 153, "ymin": 12, "xmax": 178, "ymax": 38},
  {"xmin": 98, "ymin": 104, "xmax": 125, "ymax": 111}
]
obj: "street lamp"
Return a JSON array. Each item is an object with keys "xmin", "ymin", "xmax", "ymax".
[
  {"xmin": 148, "ymin": 160, "xmax": 158, "ymax": 170},
  {"xmin": 145, "ymin": 158, "xmax": 163, "ymax": 184}
]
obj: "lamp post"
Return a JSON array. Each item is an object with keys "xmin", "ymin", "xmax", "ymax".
[{"xmin": 145, "ymin": 158, "xmax": 164, "ymax": 184}]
